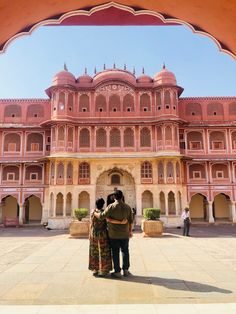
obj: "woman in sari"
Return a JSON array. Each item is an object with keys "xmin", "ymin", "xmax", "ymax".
[{"xmin": 89, "ymin": 198, "xmax": 126, "ymax": 277}]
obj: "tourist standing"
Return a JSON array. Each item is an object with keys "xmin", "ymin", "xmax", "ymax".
[
  {"xmin": 94, "ymin": 190, "xmax": 133, "ymax": 278},
  {"xmin": 181, "ymin": 207, "xmax": 191, "ymax": 236}
]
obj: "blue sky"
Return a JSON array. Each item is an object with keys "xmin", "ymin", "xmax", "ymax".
[{"xmin": 0, "ymin": 25, "xmax": 235, "ymax": 98}]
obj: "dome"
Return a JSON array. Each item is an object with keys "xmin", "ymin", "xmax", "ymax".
[
  {"xmin": 77, "ymin": 73, "xmax": 93, "ymax": 83},
  {"xmin": 137, "ymin": 74, "xmax": 153, "ymax": 83},
  {"xmin": 93, "ymin": 68, "xmax": 136, "ymax": 85},
  {"xmin": 52, "ymin": 69, "xmax": 76, "ymax": 86},
  {"xmin": 154, "ymin": 65, "xmax": 177, "ymax": 86}
]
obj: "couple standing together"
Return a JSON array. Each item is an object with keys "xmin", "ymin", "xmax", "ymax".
[{"xmin": 89, "ymin": 189, "xmax": 133, "ymax": 278}]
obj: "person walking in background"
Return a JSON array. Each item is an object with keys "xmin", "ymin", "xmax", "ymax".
[
  {"xmin": 181, "ymin": 207, "xmax": 191, "ymax": 236},
  {"xmin": 94, "ymin": 190, "xmax": 133, "ymax": 278}
]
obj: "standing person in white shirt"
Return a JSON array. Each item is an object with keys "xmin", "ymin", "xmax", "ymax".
[{"xmin": 181, "ymin": 207, "xmax": 191, "ymax": 236}]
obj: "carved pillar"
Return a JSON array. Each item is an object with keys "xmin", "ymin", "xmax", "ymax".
[
  {"xmin": 165, "ymin": 193, "xmax": 169, "ymax": 216},
  {"xmin": 53, "ymin": 194, "xmax": 57, "ymax": 217},
  {"xmin": 63, "ymin": 194, "xmax": 66, "ymax": 217}
]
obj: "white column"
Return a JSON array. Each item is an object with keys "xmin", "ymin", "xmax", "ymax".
[
  {"xmin": 208, "ymin": 201, "xmax": 214, "ymax": 223},
  {"xmin": 19, "ymin": 204, "xmax": 24, "ymax": 225},
  {"xmin": 165, "ymin": 193, "xmax": 169, "ymax": 216}
]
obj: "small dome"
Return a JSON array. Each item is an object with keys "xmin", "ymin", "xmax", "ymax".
[
  {"xmin": 154, "ymin": 65, "xmax": 177, "ymax": 86},
  {"xmin": 77, "ymin": 73, "xmax": 93, "ymax": 83},
  {"xmin": 93, "ymin": 68, "xmax": 136, "ymax": 85},
  {"xmin": 52, "ymin": 70, "xmax": 76, "ymax": 86},
  {"xmin": 137, "ymin": 74, "xmax": 153, "ymax": 83}
]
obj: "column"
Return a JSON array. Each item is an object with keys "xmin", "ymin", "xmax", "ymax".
[
  {"xmin": 231, "ymin": 202, "xmax": 236, "ymax": 223},
  {"xmin": 19, "ymin": 203, "xmax": 24, "ymax": 225},
  {"xmin": 165, "ymin": 193, "xmax": 169, "ymax": 216},
  {"xmin": 63, "ymin": 194, "xmax": 66, "ymax": 217},
  {"xmin": 208, "ymin": 201, "xmax": 214, "ymax": 223},
  {"xmin": 53, "ymin": 195, "xmax": 57, "ymax": 217}
]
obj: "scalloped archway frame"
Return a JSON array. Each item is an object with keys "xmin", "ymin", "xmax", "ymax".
[{"xmin": 0, "ymin": 1, "xmax": 236, "ymax": 60}]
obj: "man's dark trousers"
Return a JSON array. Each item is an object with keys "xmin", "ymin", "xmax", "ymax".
[{"xmin": 109, "ymin": 238, "xmax": 130, "ymax": 272}]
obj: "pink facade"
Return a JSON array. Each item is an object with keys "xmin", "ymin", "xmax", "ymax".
[{"xmin": 0, "ymin": 65, "xmax": 236, "ymax": 225}]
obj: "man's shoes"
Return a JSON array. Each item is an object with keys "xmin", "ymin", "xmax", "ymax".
[
  {"xmin": 123, "ymin": 270, "xmax": 132, "ymax": 277},
  {"xmin": 110, "ymin": 272, "xmax": 122, "ymax": 279}
]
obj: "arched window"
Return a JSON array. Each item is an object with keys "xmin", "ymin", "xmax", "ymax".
[
  {"xmin": 58, "ymin": 92, "xmax": 65, "ymax": 110},
  {"xmin": 124, "ymin": 128, "xmax": 134, "ymax": 147},
  {"xmin": 79, "ymin": 162, "xmax": 90, "ymax": 179},
  {"xmin": 189, "ymin": 164, "xmax": 206, "ymax": 179},
  {"xmin": 25, "ymin": 165, "xmax": 42, "ymax": 180},
  {"xmin": 57, "ymin": 162, "xmax": 64, "ymax": 184},
  {"xmin": 156, "ymin": 92, "xmax": 162, "ymax": 108},
  {"xmin": 67, "ymin": 127, "xmax": 73, "ymax": 146},
  {"xmin": 68, "ymin": 93, "xmax": 74, "ymax": 112},
  {"xmin": 4, "ymin": 133, "xmax": 21, "ymax": 152},
  {"xmin": 111, "ymin": 174, "xmax": 120, "ymax": 185},
  {"xmin": 187, "ymin": 131, "xmax": 203, "ymax": 150},
  {"xmin": 167, "ymin": 161, "xmax": 174, "ymax": 178},
  {"xmin": 110, "ymin": 128, "xmax": 121, "ymax": 147},
  {"xmin": 109, "ymin": 94, "xmax": 121, "ymax": 112},
  {"xmin": 165, "ymin": 126, "xmax": 172, "ymax": 141},
  {"xmin": 164, "ymin": 90, "xmax": 171, "ymax": 106},
  {"xmin": 123, "ymin": 94, "xmax": 134, "ymax": 112},
  {"xmin": 67, "ymin": 162, "xmax": 73, "ymax": 184},
  {"xmin": 2, "ymin": 165, "xmax": 20, "ymax": 181},
  {"xmin": 96, "ymin": 128, "xmax": 106, "ymax": 147},
  {"xmin": 79, "ymin": 94, "xmax": 89, "ymax": 112},
  {"xmin": 58, "ymin": 126, "xmax": 65, "ymax": 141},
  {"xmin": 26, "ymin": 133, "xmax": 43, "ymax": 151},
  {"xmin": 209, "ymin": 131, "xmax": 225, "ymax": 150},
  {"xmin": 140, "ymin": 93, "xmax": 151, "ymax": 112},
  {"xmin": 79, "ymin": 128, "xmax": 90, "ymax": 148},
  {"xmin": 157, "ymin": 126, "xmax": 162, "ymax": 145},
  {"xmin": 95, "ymin": 94, "xmax": 106, "ymax": 112},
  {"xmin": 158, "ymin": 162, "xmax": 164, "ymax": 182},
  {"xmin": 141, "ymin": 161, "xmax": 152, "ymax": 179},
  {"xmin": 140, "ymin": 128, "xmax": 151, "ymax": 147}
]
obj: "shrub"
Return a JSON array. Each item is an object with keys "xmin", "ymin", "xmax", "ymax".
[
  {"xmin": 73, "ymin": 208, "xmax": 88, "ymax": 221},
  {"xmin": 143, "ymin": 208, "xmax": 161, "ymax": 220}
]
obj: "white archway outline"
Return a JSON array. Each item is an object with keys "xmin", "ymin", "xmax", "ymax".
[{"xmin": 0, "ymin": 2, "xmax": 235, "ymax": 60}]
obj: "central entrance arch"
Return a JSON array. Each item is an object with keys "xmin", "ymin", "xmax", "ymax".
[{"xmin": 96, "ymin": 168, "xmax": 136, "ymax": 208}]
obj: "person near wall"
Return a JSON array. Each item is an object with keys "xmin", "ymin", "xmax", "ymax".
[
  {"xmin": 181, "ymin": 207, "xmax": 191, "ymax": 236},
  {"xmin": 94, "ymin": 190, "xmax": 133, "ymax": 278}
]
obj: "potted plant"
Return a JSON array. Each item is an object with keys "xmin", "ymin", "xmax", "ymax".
[
  {"xmin": 69, "ymin": 208, "xmax": 89, "ymax": 237},
  {"xmin": 141, "ymin": 208, "xmax": 164, "ymax": 237}
]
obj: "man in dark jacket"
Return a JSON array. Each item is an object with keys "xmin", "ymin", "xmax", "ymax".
[{"xmin": 94, "ymin": 189, "xmax": 133, "ymax": 278}]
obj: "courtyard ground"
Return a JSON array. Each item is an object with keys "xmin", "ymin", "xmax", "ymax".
[{"xmin": 0, "ymin": 225, "xmax": 236, "ymax": 313}]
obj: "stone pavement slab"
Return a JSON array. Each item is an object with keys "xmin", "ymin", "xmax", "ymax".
[{"xmin": 0, "ymin": 225, "xmax": 236, "ymax": 311}]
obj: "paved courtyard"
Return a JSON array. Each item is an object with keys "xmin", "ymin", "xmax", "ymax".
[{"xmin": 0, "ymin": 225, "xmax": 236, "ymax": 313}]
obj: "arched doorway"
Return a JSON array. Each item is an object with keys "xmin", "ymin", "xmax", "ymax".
[
  {"xmin": 213, "ymin": 193, "xmax": 231, "ymax": 221},
  {"xmin": 96, "ymin": 168, "xmax": 135, "ymax": 208},
  {"xmin": 56, "ymin": 193, "xmax": 63, "ymax": 216},
  {"xmin": 189, "ymin": 193, "xmax": 207, "ymax": 221},
  {"xmin": 78, "ymin": 191, "xmax": 90, "ymax": 211},
  {"xmin": 66, "ymin": 192, "xmax": 72, "ymax": 216},
  {"xmin": 142, "ymin": 190, "xmax": 153, "ymax": 212},
  {"xmin": 159, "ymin": 191, "xmax": 165, "ymax": 214},
  {"xmin": 24, "ymin": 195, "xmax": 42, "ymax": 223},
  {"xmin": 1, "ymin": 195, "xmax": 19, "ymax": 220},
  {"xmin": 168, "ymin": 191, "xmax": 176, "ymax": 215}
]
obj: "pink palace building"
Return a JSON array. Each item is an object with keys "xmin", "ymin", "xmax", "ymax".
[{"xmin": 0, "ymin": 65, "xmax": 236, "ymax": 228}]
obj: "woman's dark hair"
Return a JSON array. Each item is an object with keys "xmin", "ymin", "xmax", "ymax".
[{"xmin": 96, "ymin": 198, "xmax": 105, "ymax": 210}]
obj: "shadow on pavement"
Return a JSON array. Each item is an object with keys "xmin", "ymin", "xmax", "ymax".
[{"xmin": 107, "ymin": 275, "xmax": 232, "ymax": 294}]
